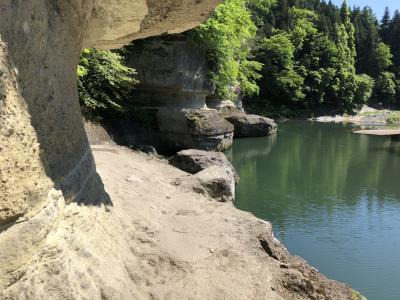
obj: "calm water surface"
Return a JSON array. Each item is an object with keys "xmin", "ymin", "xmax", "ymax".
[{"xmin": 227, "ymin": 121, "xmax": 400, "ymax": 300}]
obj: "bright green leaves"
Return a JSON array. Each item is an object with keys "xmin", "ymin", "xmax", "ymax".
[
  {"xmin": 288, "ymin": 8, "xmax": 317, "ymax": 50},
  {"xmin": 77, "ymin": 48, "xmax": 138, "ymax": 120},
  {"xmin": 375, "ymin": 42, "xmax": 393, "ymax": 73},
  {"xmin": 192, "ymin": 0, "xmax": 261, "ymax": 100},
  {"xmin": 374, "ymin": 72, "xmax": 397, "ymax": 104}
]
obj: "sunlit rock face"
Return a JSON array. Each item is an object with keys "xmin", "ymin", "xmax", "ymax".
[
  {"xmin": 0, "ymin": 0, "xmax": 220, "ymax": 291},
  {"xmin": 128, "ymin": 35, "xmax": 211, "ymax": 109}
]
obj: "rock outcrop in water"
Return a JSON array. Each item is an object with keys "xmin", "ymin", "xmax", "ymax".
[
  {"xmin": 0, "ymin": 0, "xmax": 220, "ymax": 292},
  {"xmin": 219, "ymin": 107, "xmax": 278, "ymax": 137},
  {"xmin": 124, "ymin": 35, "xmax": 234, "ymax": 152},
  {"xmin": 122, "ymin": 34, "xmax": 277, "ymax": 151}
]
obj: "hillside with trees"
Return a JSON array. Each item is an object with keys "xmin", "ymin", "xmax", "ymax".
[
  {"xmin": 78, "ymin": 0, "xmax": 400, "ymax": 118},
  {"xmin": 191, "ymin": 0, "xmax": 400, "ymax": 116}
]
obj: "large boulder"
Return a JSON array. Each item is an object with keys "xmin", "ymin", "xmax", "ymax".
[
  {"xmin": 169, "ymin": 149, "xmax": 239, "ymax": 183},
  {"xmin": 0, "ymin": 0, "xmax": 221, "ymax": 292},
  {"xmin": 227, "ymin": 114, "xmax": 277, "ymax": 137},
  {"xmin": 155, "ymin": 108, "xmax": 234, "ymax": 152},
  {"xmin": 176, "ymin": 166, "xmax": 236, "ymax": 202},
  {"xmin": 193, "ymin": 166, "xmax": 236, "ymax": 202},
  {"xmin": 219, "ymin": 107, "xmax": 277, "ymax": 138}
]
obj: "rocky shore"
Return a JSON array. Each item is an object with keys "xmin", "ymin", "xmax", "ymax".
[
  {"xmin": 0, "ymin": 1, "xmax": 366, "ymax": 298},
  {"xmin": 0, "ymin": 122, "xmax": 365, "ymax": 299},
  {"xmin": 313, "ymin": 105, "xmax": 400, "ymax": 126}
]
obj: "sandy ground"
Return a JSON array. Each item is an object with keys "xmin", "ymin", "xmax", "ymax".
[
  {"xmin": 354, "ymin": 129, "xmax": 400, "ymax": 136},
  {"xmin": 1, "ymin": 134, "xmax": 360, "ymax": 299}
]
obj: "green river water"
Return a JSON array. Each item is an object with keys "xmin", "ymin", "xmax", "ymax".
[{"xmin": 227, "ymin": 121, "xmax": 400, "ymax": 300}]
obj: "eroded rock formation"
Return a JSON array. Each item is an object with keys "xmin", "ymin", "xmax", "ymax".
[
  {"xmin": 125, "ymin": 35, "xmax": 234, "ymax": 152},
  {"xmin": 0, "ymin": 0, "xmax": 220, "ymax": 292},
  {"xmin": 219, "ymin": 107, "xmax": 278, "ymax": 137}
]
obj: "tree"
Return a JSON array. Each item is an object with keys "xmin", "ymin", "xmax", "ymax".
[
  {"xmin": 380, "ymin": 7, "xmax": 391, "ymax": 44},
  {"xmin": 191, "ymin": 0, "xmax": 262, "ymax": 100},
  {"xmin": 374, "ymin": 42, "xmax": 393, "ymax": 74},
  {"xmin": 373, "ymin": 72, "xmax": 397, "ymax": 104},
  {"xmin": 352, "ymin": 7, "xmax": 381, "ymax": 76},
  {"xmin": 257, "ymin": 33, "xmax": 305, "ymax": 103},
  {"xmin": 77, "ymin": 48, "xmax": 138, "ymax": 120},
  {"xmin": 388, "ymin": 10, "xmax": 400, "ymax": 75}
]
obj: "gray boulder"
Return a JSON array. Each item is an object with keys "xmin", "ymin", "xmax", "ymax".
[
  {"xmin": 226, "ymin": 114, "xmax": 277, "ymax": 137},
  {"xmin": 218, "ymin": 107, "xmax": 277, "ymax": 138},
  {"xmin": 169, "ymin": 149, "xmax": 239, "ymax": 183},
  {"xmin": 156, "ymin": 108, "xmax": 234, "ymax": 152},
  {"xmin": 193, "ymin": 166, "xmax": 235, "ymax": 202},
  {"xmin": 175, "ymin": 166, "xmax": 236, "ymax": 202}
]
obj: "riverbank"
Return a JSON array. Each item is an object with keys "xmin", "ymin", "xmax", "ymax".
[
  {"xmin": 245, "ymin": 103, "xmax": 400, "ymax": 127},
  {"xmin": 312, "ymin": 106, "xmax": 400, "ymax": 126},
  {"xmin": 0, "ymin": 127, "xmax": 364, "ymax": 299},
  {"xmin": 231, "ymin": 121, "xmax": 400, "ymax": 299}
]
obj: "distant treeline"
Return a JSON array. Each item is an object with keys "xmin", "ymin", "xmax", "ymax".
[{"xmin": 191, "ymin": 0, "xmax": 400, "ymax": 114}]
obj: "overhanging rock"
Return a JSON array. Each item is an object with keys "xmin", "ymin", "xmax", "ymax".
[{"xmin": 0, "ymin": 0, "xmax": 220, "ymax": 290}]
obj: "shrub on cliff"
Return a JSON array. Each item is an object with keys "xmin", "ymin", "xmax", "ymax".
[{"xmin": 77, "ymin": 48, "xmax": 138, "ymax": 120}]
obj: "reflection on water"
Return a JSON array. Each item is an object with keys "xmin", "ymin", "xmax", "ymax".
[{"xmin": 230, "ymin": 121, "xmax": 400, "ymax": 300}]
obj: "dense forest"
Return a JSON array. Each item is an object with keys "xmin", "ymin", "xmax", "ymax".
[
  {"xmin": 193, "ymin": 0, "xmax": 400, "ymax": 115},
  {"xmin": 78, "ymin": 0, "xmax": 400, "ymax": 118}
]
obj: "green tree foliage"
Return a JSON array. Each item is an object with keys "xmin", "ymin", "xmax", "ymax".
[
  {"xmin": 78, "ymin": 48, "xmax": 138, "ymax": 120},
  {"xmin": 253, "ymin": 1, "xmax": 373, "ymax": 112},
  {"xmin": 191, "ymin": 0, "xmax": 263, "ymax": 100},
  {"xmin": 373, "ymin": 72, "xmax": 397, "ymax": 105},
  {"xmin": 257, "ymin": 32, "xmax": 305, "ymax": 103},
  {"xmin": 352, "ymin": 7, "xmax": 380, "ymax": 76},
  {"xmin": 375, "ymin": 42, "xmax": 393, "ymax": 73},
  {"xmin": 380, "ymin": 7, "xmax": 391, "ymax": 44}
]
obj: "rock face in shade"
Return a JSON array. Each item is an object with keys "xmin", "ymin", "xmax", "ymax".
[
  {"xmin": 169, "ymin": 149, "xmax": 239, "ymax": 183},
  {"xmin": 0, "ymin": 0, "xmax": 221, "ymax": 293},
  {"xmin": 219, "ymin": 107, "xmax": 278, "ymax": 137}
]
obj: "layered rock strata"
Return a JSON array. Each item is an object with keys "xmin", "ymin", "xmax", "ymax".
[
  {"xmin": 125, "ymin": 35, "xmax": 234, "ymax": 152},
  {"xmin": 0, "ymin": 0, "xmax": 220, "ymax": 292}
]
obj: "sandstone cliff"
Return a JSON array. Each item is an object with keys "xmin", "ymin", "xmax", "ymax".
[{"xmin": 0, "ymin": 0, "xmax": 220, "ymax": 292}]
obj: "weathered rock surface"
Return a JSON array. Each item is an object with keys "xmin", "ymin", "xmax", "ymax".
[
  {"xmin": 220, "ymin": 107, "xmax": 277, "ymax": 137},
  {"xmin": 107, "ymin": 35, "xmax": 235, "ymax": 153},
  {"xmin": 128, "ymin": 35, "xmax": 211, "ymax": 108},
  {"xmin": 192, "ymin": 166, "xmax": 236, "ymax": 202},
  {"xmin": 153, "ymin": 108, "xmax": 234, "ymax": 152},
  {"xmin": 0, "ymin": 144, "xmax": 361, "ymax": 299},
  {"xmin": 0, "ymin": 0, "xmax": 220, "ymax": 293},
  {"xmin": 169, "ymin": 149, "xmax": 239, "ymax": 183}
]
